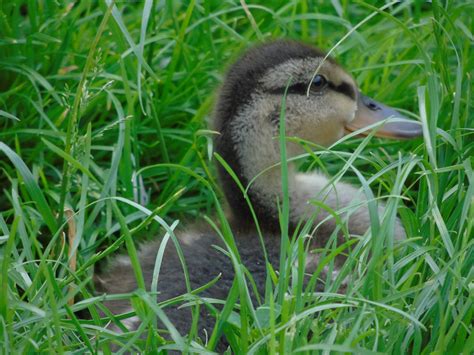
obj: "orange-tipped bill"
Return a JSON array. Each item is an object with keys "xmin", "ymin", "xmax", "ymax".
[{"xmin": 345, "ymin": 93, "xmax": 422, "ymax": 139}]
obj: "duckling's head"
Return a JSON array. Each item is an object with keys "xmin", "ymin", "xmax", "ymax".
[{"xmin": 213, "ymin": 40, "xmax": 421, "ymax": 228}]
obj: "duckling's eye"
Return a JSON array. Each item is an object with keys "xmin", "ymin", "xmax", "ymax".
[
  {"xmin": 268, "ymin": 75, "xmax": 328, "ymax": 96},
  {"xmin": 311, "ymin": 75, "xmax": 327, "ymax": 91}
]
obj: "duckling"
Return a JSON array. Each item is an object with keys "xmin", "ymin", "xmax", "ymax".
[
  {"xmin": 97, "ymin": 40, "xmax": 421, "ymax": 347},
  {"xmin": 214, "ymin": 40, "xmax": 421, "ymax": 240}
]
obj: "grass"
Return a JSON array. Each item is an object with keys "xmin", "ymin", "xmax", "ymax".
[{"xmin": 0, "ymin": 0, "xmax": 473, "ymax": 353}]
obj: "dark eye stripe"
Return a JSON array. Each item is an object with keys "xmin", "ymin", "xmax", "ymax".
[
  {"xmin": 266, "ymin": 83, "xmax": 308, "ymax": 95},
  {"xmin": 328, "ymin": 81, "xmax": 356, "ymax": 100},
  {"xmin": 266, "ymin": 80, "xmax": 356, "ymax": 100}
]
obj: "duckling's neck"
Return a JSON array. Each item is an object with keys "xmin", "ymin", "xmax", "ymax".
[
  {"xmin": 219, "ymin": 102, "xmax": 360, "ymax": 234},
  {"xmin": 220, "ymin": 103, "xmax": 309, "ymax": 230}
]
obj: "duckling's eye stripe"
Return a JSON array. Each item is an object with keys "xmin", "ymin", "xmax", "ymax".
[
  {"xmin": 266, "ymin": 83, "xmax": 315, "ymax": 95},
  {"xmin": 266, "ymin": 81, "xmax": 355, "ymax": 100},
  {"xmin": 328, "ymin": 81, "xmax": 356, "ymax": 100},
  {"xmin": 287, "ymin": 83, "xmax": 311, "ymax": 95}
]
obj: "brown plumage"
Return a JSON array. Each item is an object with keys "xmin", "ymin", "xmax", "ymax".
[{"xmin": 97, "ymin": 39, "xmax": 421, "ymax": 350}]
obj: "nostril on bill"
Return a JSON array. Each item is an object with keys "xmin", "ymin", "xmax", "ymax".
[
  {"xmin": 368, "ymin": 102, "xmax": 379, "ymax": 110},
  {"xmin": 361, "ymin": 95, "xmax": 381, "ymax": 111}
]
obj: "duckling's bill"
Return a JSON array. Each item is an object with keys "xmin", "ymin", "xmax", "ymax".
[{"xmin": 345, "ymin": 93, "xmax": 423, "ymax": 139}]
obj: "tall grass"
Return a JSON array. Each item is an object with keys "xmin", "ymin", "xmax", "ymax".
[{"xmin": 0, "ymin": 0, "xmax": 472, "ymax": 353}]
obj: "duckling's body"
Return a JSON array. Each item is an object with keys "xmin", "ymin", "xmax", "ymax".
[
  {"xmin": 98, "ymin": 224, "xmax": 282, "ymax": 338},
  {"xmin": 98, "ymin": 40, "xmax": 421, "ymax": 347}
]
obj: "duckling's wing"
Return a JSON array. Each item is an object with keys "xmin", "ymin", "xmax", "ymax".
[{"xmin": 97, "ymin": 227, "xmax": 276, "ymax": 339}]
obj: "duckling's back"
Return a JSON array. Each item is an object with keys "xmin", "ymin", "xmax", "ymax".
[{"xmin": 97, "ymin": 224, "xmax": 280, "ymax": 339}]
